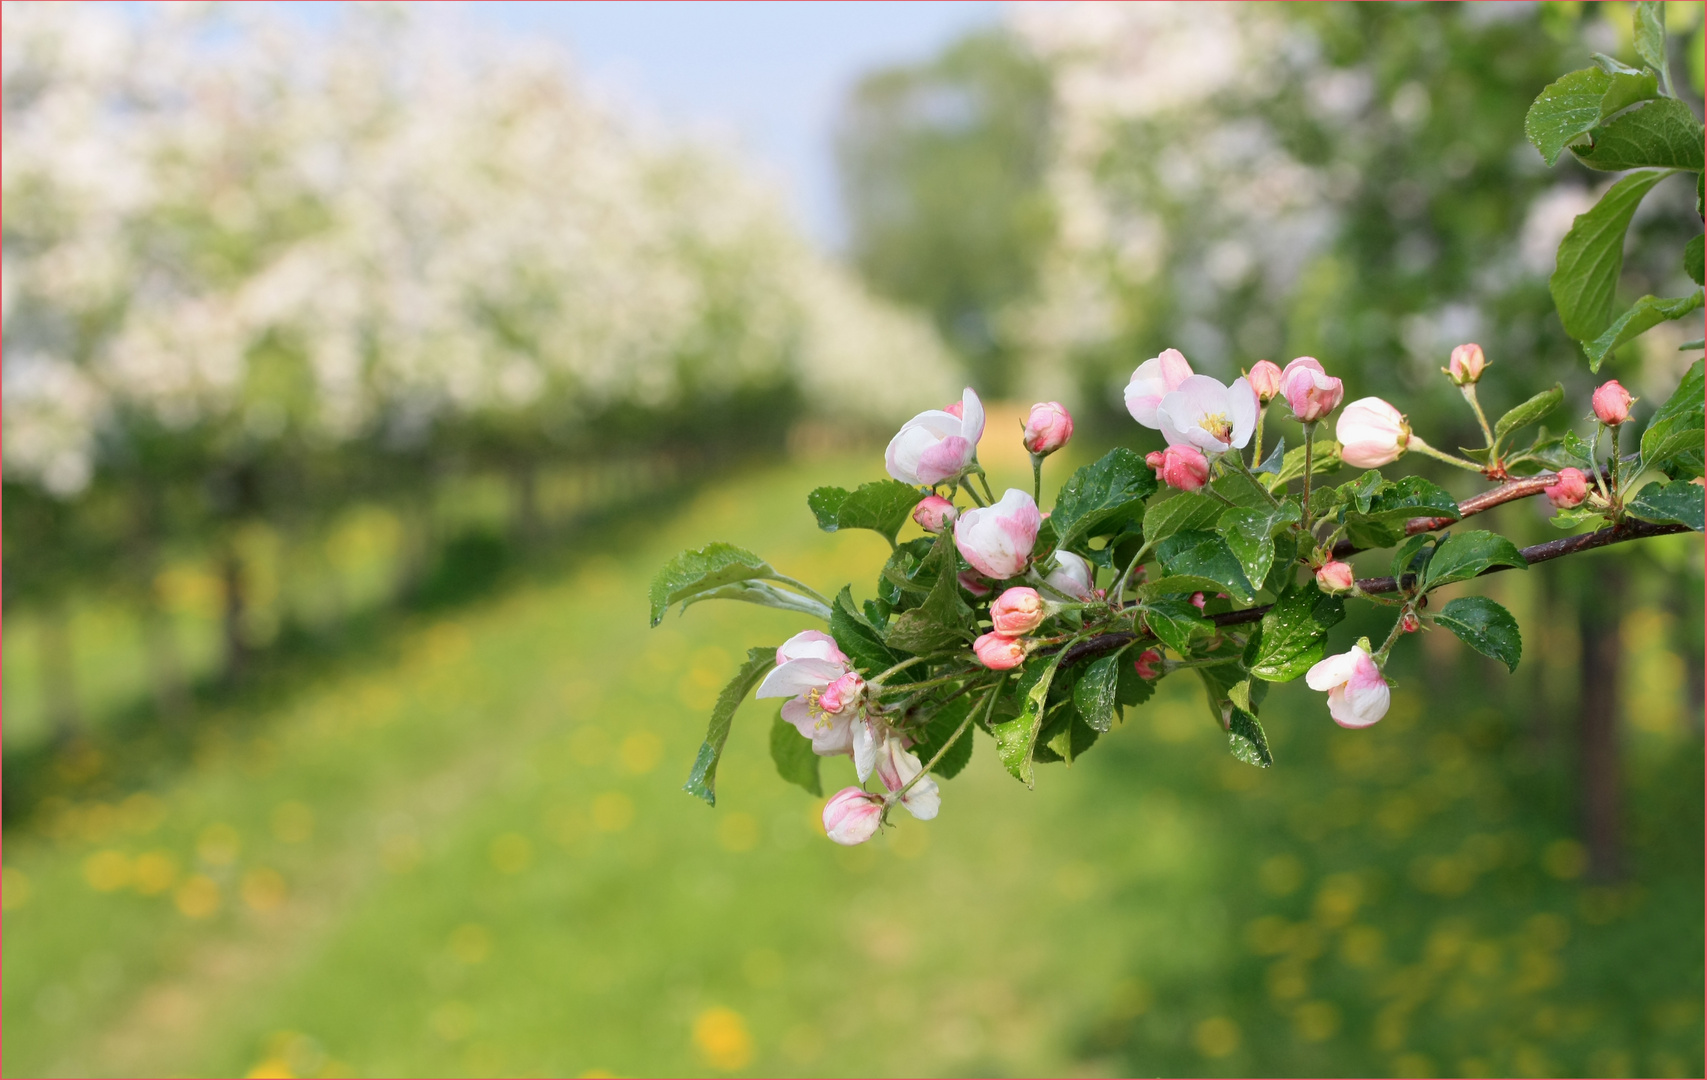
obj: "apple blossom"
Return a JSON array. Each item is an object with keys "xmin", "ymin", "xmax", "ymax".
[
  {"xmin": 885, "ymin": 387, "xmax": 987, "ymax": 485},
  {"xmin": 1544, "ymin": 467, "xmax": 1589, "ymax": 509},
  {"xmin": 1315, "ymin": 560, "xmax": 1355, "ymax": 593},
  {"xmin": 973, "ymin": 632, "xmax": 1028, "ymax": 670},
  {"xmin": 1146, "ymin": 444, "xmax": 1211, "ymax": 491},
  {"xmin": 822, "ymin": 787, "xmax": 884, "ymax": 845},
  {"xmin": 1023, "ymin": 401, "xmax": 1074, "ymax": 455},
  {"xmin": 1246, "ymin": 359, "xmax": 1284, "ymax": 403},
  {"xmin": 1445, "ymin": 343, "xmax": 1487, "ymax": 385},
  {"xmin": 912, "ymin": 495, "xmax": 958, "ymax": 532},
  {"xmin": 1304, "ymin": 645, "xmax": 1391, "ymax": 728},
  {"xmin": 954, "ymin": 488, "xmax": 1042, "ymax": 579},
  {"xmin": 1044, "ymin": 551, "xmax": 1097, "ymax": 601},
  {"xmin": 1124, "ymin": 347, "xmax": 1195, "ymax": 427},
  {"xmin": 756, "ymin": 630, "xmax": 864, "ymax": 758},
  {"xmin": 875, "ymin": 737, "xmax": 940, "ymax": 821},
  {"xmin": 1132, "ymin": 649, "xmax": 1163, "ymax": 680},
  {"xmin": 1280, "ymin": 356, "xmax": 1344, "ymax": 423},
  {"xmin": 990, "ymin": 587, "xmax": 1046, "ymax": 637},
  {"xmin": 1156, "ymin": 374, "xmax": 1259, "ymax": 456},
  {"xmin": 1592, "ymin": 380, "xmax": 1634, "ymax": 426},
  {"xmin": 1335, "ymin": 397, "xmax": 1411, "ymax": 468}
]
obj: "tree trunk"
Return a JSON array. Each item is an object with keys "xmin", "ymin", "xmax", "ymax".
[
  {"xmin": 221, "ymin": 543, "xmax": 250, "ymax": 687},
  {"xmin": 510, "ymin": 458, "xmax": 542, "ymax": 546},
  {"xmin": 38, "ymin": 599, "xmax": 82, "ymax": 745},
  {"xmin": 1577, "ymin": 563, "xmax": 1624, "ymax": 882}
]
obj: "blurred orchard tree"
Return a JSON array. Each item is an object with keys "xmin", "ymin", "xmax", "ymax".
[{"xmin": 834, "ymin": 28, "xmax": 1056, "ymax": 396}]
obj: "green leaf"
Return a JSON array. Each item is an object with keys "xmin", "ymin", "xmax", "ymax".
[
  {"xmin": 1116, "ymin": 653, "xmax": 1156, "ymax": 707},
  {"xmin": 1640, "ymin": 359, "xmax": 1705, "ymax": 474},
  {"xmin": 1685, "ymin": 235, "xmax": 1703, "ymax": 287},
  {"xmin": 1226, "ymin": 701, "xmax": 1273, "ymax": 768},
  {"xmin": 1342, "ymin": 476, "xmax": 1461, "ymax": 551},
  {"xmin": 1209, "ymin": 469, "xmax": 1274, "ymax": 509},
  {"xmin": 1219, "ymin": 502, "xmax": 1298, "ymax": 589},
  {"xmin": 1633, "ymin": 1, "xmax": 1669, "ymax": 83},
  {"xmin": 769, "ymin": 714, "xmax": 822, "ymax": 796},
  {"xmin": 910, "ymin": 695, "xmax": 975, "ymax": 780},
  {"xmin": 1073, "ymin": 654, "xmax": 1123, "ymax": 733},
  {"xmin": 678, "ymin": 580, "xmax": 834, "ymax": 621},
  {"xmin": 1248, "ymin": 580, "xmax": 1345, "ymax": 683},
  {"xmin": 1390, "ymin": 533, "xmax": 1438, "ymax": 584},
  {"xmin": 1627, "ymin": 479, "xmax": 1705, "ymax": 531},
  {"xmin": 1155, "ymin": 530, "xmax": 1257, "ymax": 603},
  {"xmin": 1434, "ymin": 597, "xmax": 1523, "ymax": 673},
  {"xmin": 1268, "ymin": 439, "xmax": 1342, "ymax": 488},
  {"xmin": 1550, "ymin": 506, "xmax": 1606, "ymax": 530},
  {"xmin": 884, "ymin": 531, "xmax": 975, "ymax": 656},
  {"xmin": 1051, "ymin": 448, "xmax": 1158, "ymax": 553},
  {"xmin": 1493, "ymin": 384, "xmax": 1564, "ymax": 448},
  {"xmin": 1583, "ymin": 291, "xmax": 1706, "ymax": 371},
  {"xmin": 683, "ymin": 647, "xmax": 775, "ymax": 806},
  {"xmin": 1550, "ymin": 169, "xmax": 1673, "ymax": 343},
  {"xmin": 830, "ymin": 586, "xmax": 904, "ymax": 677},
  {"xmin": 1422, "ymin": 530, "xmax": 1529, "ymax": 592},
  {"xmin": 1140, "ymin": 599, "xmax": 1213, "ymax": 655},
  {"xmin": 992, "ymin": 649, "xmax": 1070, "ymax": 787},
  {"xmin": 1572, "ymin": 100, "xmax": 1705, "ymax": 172},
  {"xmin": 1141, "ymin": 491, "xmax": 1221, "ymax": 549},
  {"xmin": 1526, "ymin": 68, "xmax": 1618, "ymax": 167},
  {"xmin": 650, "ymin": 543, "xmax": 776, "ymax": 627},
  {"xmin": 1254, "ymin": 436, "xmax": 1287, "ymax": 476},
  {"xmin": 1524, "ymin": 67, "xmax": 1659, "ymax": 167},
  {"xmin": 808, "ymin": 480, "xmax": 924, "ymax": 546}
]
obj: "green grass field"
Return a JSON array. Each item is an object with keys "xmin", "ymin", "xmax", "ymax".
[{"xmin": 4, "ymin": 453, "xmax": 1702, "ymax": 1077}]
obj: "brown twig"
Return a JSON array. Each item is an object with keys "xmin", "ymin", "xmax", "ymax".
[
  {"xmin": 1056, "ymin": 517, "xmax": 1690, "ymax": 666},
  {"xmin": 1328, "ymin": 464, "xmax": 1619, "ymax": 559}
]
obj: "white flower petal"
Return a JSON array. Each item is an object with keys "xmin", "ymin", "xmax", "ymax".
[{"xmin": 755, "ymin": 656, "xmax": 845, "ymax": 699}]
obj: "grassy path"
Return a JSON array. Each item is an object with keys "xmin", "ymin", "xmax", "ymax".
[{"xmin": 4, "ymin": 454, "xmax": 1702, "ymax": 1077}]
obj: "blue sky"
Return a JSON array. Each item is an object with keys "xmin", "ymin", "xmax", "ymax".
[{"xmin": 469, "ymin": 2, "xmax": 1006, "ymax": 249}]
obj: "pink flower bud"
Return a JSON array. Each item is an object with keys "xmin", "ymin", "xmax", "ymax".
[
  {"xmin": 1190, "ymin": 592, "xmax": 1207, "ymax": 611},
  {"xmin": 817, "ymin": 671, "xmax": 866, "ymax": 715},
  {"xmin": 957, "ymin": 570, "xmax": 992, "ymax": 598},
  {"xmin": 1023, "ymin": 401, "xmax": 1074, "ymax": 455},
  {"xmin": 1400, "ymin": 612, "xmax": 1421, "ymax": 633},
  {"xmin": 1246, "ymin": 360, "xmax": 1284, "ymax": 403},
  {"xmin": 1133, "ymin": 649, "xmax": 1163, "ymax": 680},
  {"xmin": 1335, "ymin": 397, "xmax": 1411, "ymax": 468},
  {"xmin": 1044, "ymin": 551, "xmax": 1096, "ymax": 601},
  {"xmin": 1446, "ymin": 343, "xmax": 1486, "ymax": 385},
  {"xmin": 1544, "ymin": 467, "xmax": 1590, "ymax": 509},
  {"xmin": 990, "ymin": 587, "xmax": 1046, "ymax": 637},
  {"xmin": 973, "ymin": 632, "xmax": 1028, "ymax": 670},
  {"xmin": 912, "ymin": 495, "xmax": 958, "ymax": 533},
  {"xmin": 822, "ymin": 787, "xmax": 884, "ymax": 845},
  {"xmin": 1591, "ymin": 380, "xmax": 1634, "ymax": 426},
  {"xmin": 953, "ymin": 489, "xmax": 1042, "ymax": 579},
  {"xmin": 1315, "ymin": 560, "xmax": 1355, "ymax": 593},
  {"xmin": 1147, "ymin": 444, "xmax": 1211, "ymax": 492},
  {"xmin": 1281, "ymin": 356, "xmax": 1345, "ymax": 424}
]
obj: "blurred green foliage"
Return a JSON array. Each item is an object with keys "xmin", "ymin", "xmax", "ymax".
[{"xmin": 3, "ymin": 455, "xmax": 1700, "ymax": 1076}]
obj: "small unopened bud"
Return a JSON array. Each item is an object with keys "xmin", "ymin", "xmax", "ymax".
[
  {"xmin": 990, "ymin": 587, "xmax": 1046, "ymax": 637},
  {"xmin": 822, "ymin": 787, "xmax": 884, "ymax": 846},
  {"xmin": 1591, "ymin": 380, "xmax": 1634, "ymax": 426},
  {"xmin": 1444, "ymin": 343, "xmax": 1487, "ymax": 386},
  {"xmin": 1132, "ymin": 649, "xmax": 1163, "ymax": 680},
  {"xmin": 957, "ymin": 570, "xmax": 992, "ymax": 598},
  {"xmin": 1400, "ymin": 612, "xmax": 1421, "ymax": 633},
  {"xmin": 1190, "ymin": 592, "xmax": 1207, "ymax": 611},
  {"xmin": 973, "ymin": 632, "xmax": 1028, "ymax": 670},
  {"xmin": 1315, "ymin": 560, "xmax": 1355, "ymax": 593},
  {"xmin": 1281, "ymin": 357, "xmax": 1345, "ymax": 423},
  {"xmin": 1544, "ymin": 467, "xmax": 1590, "ymax": 509},
  {"xmin": 1147, "ymin": 444, "xmax": 1211, "ymax": 492},
  {"xmin": 912, "ymin": 495, "xmax": 957, "ymax": 533},
  {"xmin": 1022, "ymin": 401, "xmax": 1074, "ymax": 456},
  {"xmin": 1246, "ymin": 360, "xmax": 1284, "ymax": 403}
]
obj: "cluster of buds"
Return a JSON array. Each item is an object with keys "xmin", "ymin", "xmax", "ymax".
[{"xmin": 973, "ymin": 586, "xmax": 1043, "ymax": 670}]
